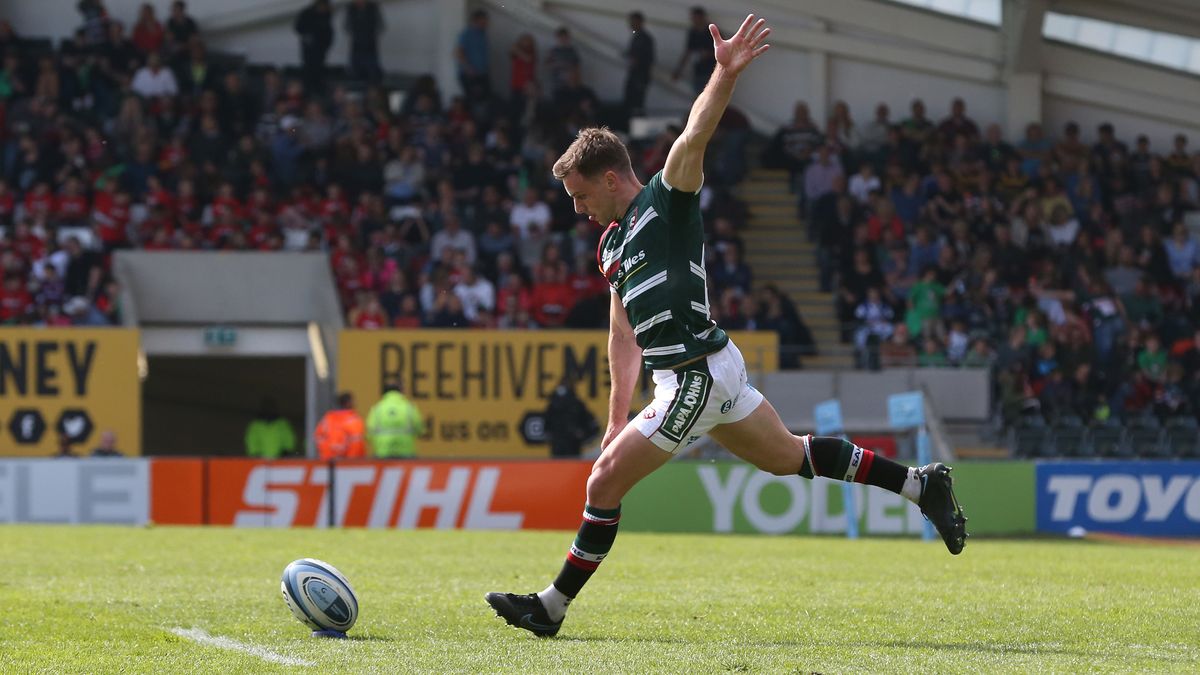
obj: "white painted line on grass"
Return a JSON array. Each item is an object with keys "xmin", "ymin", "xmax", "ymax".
[{"xmin": 170, "ymin": 627, "xmax": 314, "ymax": 667}]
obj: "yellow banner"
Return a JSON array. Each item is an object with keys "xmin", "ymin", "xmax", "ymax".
[
  {"xmin": 338, "ymin": 330, "xmax": 777, "ymax": 458},
  {"xmin": 0, "ymin": 329, "xmax": 141, "ymax": 457}
]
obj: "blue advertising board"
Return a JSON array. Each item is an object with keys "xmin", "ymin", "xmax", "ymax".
[
  {"xmin": 1036, "ymin": 461, "xmax": 1200, "ymax": 537},
  {"xmin": 813, "ymin": 400, "xmax": 844, "ymax": 436},
  {"xmin": 887, "ymin": 392, "xmax": 924, "ymax": 429}
]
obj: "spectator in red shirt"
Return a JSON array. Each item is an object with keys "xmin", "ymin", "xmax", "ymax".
[
  {"xmin": 11, "ymin": 220, "xmax": 46, "ymax": 263},
  {"xmin": 132, "ymin": 3, "xmax": 166, "ymax": 55},
  {"xmin": 0, "ymin": 180, "xmax": 15, "ymax": 225},
  {"xmin": 393, "ymin": 295, "xmax": 423, "ymax": 328},
  {"xmin": 210, "ymin": 182, "xmax": 244, "ymax": 221},
  {"xmin": 568, "ymin": 254, "xmax": 607, "ymax": 299},
  {"xmin": 94, "ymin": 190, "xmax": 132, "ymax": 248},
  {"xmin": 23, "ymin": 181, "xmax": 55, "ymax": 220},
  {"xmin": 143, "ymin": 176, "xmax": 175, "ymax": 215},
  {"xmin": 349, "ymin": 291, "xmax": 387, "ymax": 328},
  {"xmin": 247, "ymin": 211, "xmax": 279, "ymax": 250},
  {"xmin": 496, "ymin": 292, "xmax": 538, "ymax": 329},
  {"xmin": 246, "ymin": 186, "xmax": 274, "ymax": 214},
  {"xmin": 91, "ymin": 179, "xmax": 117, "ymax": 217},
  {"xmin": 530, "ymin": 261, "xmax": 573, "ymax": 327},
  {"xmin": 208, "ymin": 209, "xmax": 241, "ymax": 248},
  {"xmin": 334, "ymin": 254, "xmax": 366, "ymax": 306},
  {"xmin": 0, "ymin": 275, "xmax": 33, "ymax": 323},
  {"xmin": 330, "ymin": 233, "xmax": 359, "ymax": 273},
  {"xmin": 135, "ymin": 203, "xmax": 172, "ymax": 245},
  {"xmin": 56, "ymin": 177, "xmax": 90, "ymax": 226},
  {"xmin": 509, "ymin": 33, "xmax": 537, "ymax": 98},
  {"xmin": 157, "ymin": 134, "xmax": 189, "ymax": 175},
  {"xmin": 143, "ymin": 223, "xmax": 174, "ymax": 250},
  {"xmin": 493, "ymin": 263, "xmax": 529, "ymax": 304},
  {"xmin": 174, "ymin": 178, "xmax": 200, "ymax": 221},
  {"xmin": 867, "ymin": 198, "xmax": 905, "ymax": 243},
  {"xmin": 320, "ymin": 183, "xmax": 350, "ymax": 220}
]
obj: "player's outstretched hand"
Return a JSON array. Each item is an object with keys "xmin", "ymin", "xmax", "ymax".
[{"xmin": 710, "ymin": 14, "xmax": 771, "ymax": 75}]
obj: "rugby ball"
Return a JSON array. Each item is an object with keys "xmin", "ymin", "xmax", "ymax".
[{"xmin": 280, "ymin": 558, "xmax": 358, "ymax": 634}]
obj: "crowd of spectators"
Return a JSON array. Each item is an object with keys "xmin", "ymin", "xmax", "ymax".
[
  {"xmin": 0, "ymin": 4, "xmax": 788, "ymax": 347},
  {"xmin": 28, "ymin": 0, "xmax": 1200, "ymax": 422},
  {"xmin": 767, "ymin": 96, "xmax": 1200, "ymax": 425}
]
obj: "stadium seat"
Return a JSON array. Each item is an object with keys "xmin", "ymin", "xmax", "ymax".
[
  {"xmin": 1126, "ymin": 417, "xmax": 1166, "ymax": 458},
  {"xmin": 1009, "ymin": 423, "xmax": 1049, "ymax": 458},
  {"xmin": 1050, "ymin": 419, "xmax": 1088, "ymax": 458},
  {"xmin": 1088, "ymin": 422, "xmax": 1127, "ymax": 458},
  {"xmin": 1163, "ymin": 418, "xmax": 1200, "ymax": 458}
]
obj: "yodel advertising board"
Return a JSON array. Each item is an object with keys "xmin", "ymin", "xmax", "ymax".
[
  {"xmin": 622, "ymin": 460, "xmax": 1034, "ymax": 536},
  {"xmin": 337, "ymin": 330, "xmax": 778, "ymax": 457},
  {"xmin": 0, "ymin": 329, "xmax": 141, "ymax": 456},
  {"xmin": 1036, "ymin": 461, "xmax": 1200, "ymax": 536}
]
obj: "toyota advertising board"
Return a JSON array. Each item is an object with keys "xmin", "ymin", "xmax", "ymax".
[{"xmin": 1037, "ymin": 461, "xmax": 1200, "ymax": 537}]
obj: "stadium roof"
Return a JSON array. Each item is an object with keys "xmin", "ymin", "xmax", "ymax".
[{"xmin": 888, "ymin": 0, "xmax": 1200, "ymax": 76}]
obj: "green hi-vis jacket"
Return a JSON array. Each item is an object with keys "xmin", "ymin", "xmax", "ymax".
[{"xmin": 367, "ymin": 391, "xmax": 425, "ymax": 458}]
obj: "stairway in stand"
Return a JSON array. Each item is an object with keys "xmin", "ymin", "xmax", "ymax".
[{"xmin": 734, "ymin": 168, "xmax": 855, "ymax": 369}]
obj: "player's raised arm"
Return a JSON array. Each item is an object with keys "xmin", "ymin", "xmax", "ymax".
[{"xmin": 663, "ymin": 14, "xmax": 771, "ymax": 192}]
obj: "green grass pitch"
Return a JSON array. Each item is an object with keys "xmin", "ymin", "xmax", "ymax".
[{"xmin": 1, "ymin": 526, "xmax": 1197, "ymax": 673}]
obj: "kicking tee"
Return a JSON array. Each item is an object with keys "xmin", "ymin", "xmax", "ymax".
[{"xmin": 597, "ymin": 171, "xmax": 728, "ymax": 369}]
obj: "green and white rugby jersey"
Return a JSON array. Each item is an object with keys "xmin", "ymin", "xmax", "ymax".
[{"xmin": 597, "ymin": 171, "xmax": 728, "ymax": 369}]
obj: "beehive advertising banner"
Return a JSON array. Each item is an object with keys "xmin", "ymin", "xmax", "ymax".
[
  {"xmin": 0, "ymin": 329, "xmax": 141, "ymax": 456},
  {"xmin": 338, "ymin": 330, "xmax": 778, "ymax": 458}
]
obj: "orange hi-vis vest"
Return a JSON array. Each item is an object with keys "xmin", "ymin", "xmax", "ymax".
[{"xmin": 314, "ymin": 409, "xmax": 366, "ymax": 460}]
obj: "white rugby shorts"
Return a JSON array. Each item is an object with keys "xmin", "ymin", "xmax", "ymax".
[{"xmin": 632, "ymin": 339, "xmax": 764, "ymax": 453}]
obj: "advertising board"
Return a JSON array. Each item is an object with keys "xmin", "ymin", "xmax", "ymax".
[
  {"xmin": 0, "ymin": 329, "xmax": 141, "ymax": 456},
  {"xmin": 1037, "ymin": 461, "xmax": 1200, "ymax": 536},
  {"xmin": 337, "ymin": 330, "xmax": 777, "ymax": 457}
]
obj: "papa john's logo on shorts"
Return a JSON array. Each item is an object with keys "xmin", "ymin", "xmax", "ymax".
[{"xmin": 658, "ymin": 371, "xmax": 712, "ymax": 444}]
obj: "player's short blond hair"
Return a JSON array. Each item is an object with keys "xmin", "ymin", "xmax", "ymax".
[{"xmin": 552, "ymin": 127, "xmax": 633, "ymax": 180}]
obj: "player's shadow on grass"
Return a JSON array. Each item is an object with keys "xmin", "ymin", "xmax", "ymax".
[
  {"xmin": 562, "ymin": 637, "xmax": 1094, "ymax": 656},
  {"xmin": 554, "ymin": 636, "xmax": 695, "ymax": 645},
  {"xmin": 861, "ymin": 640, "xmax": 1093, "ymax": 657},
  {"xmin": 346, "ymin": 634, "xmax": 397, "ymax": 642}
]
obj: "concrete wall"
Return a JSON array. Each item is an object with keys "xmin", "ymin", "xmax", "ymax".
[
  {"xmin": 828, "ymin": 58, "xmax": 1006, "ymax": 134},
  {"xmin": 5, "ymin": 0, "xmax": 451, "ymax": 76},
  {"xmin": 1044, "ymin": 97, "xmax": 1200, "ymax": 153},
  {"xmin": 753, "ymin": 368, "xmax": 992, "ymax": 433},
  {"xmin": 113, "ymin": 251, "xmax": 343, "ymax": 326}
]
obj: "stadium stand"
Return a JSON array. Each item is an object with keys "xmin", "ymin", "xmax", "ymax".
[
  {"xmin": 0, "ymin": 6, "xmax": 791, "ymax": 342},
  {"xmin": 769, "ymin": 91, "xmax": 1200, "ymax": 451},
  {"xmin": 3, "ymin": 2, "xmax": 1200, "ymax": 459}
]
